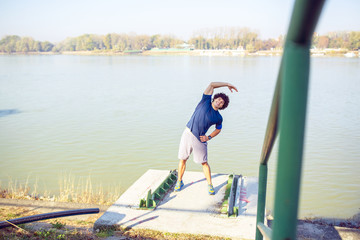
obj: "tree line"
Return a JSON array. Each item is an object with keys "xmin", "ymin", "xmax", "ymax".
[
  {"xmin": 1, "ymin": 29, "xmax": 359, "ymax": 53},
  {"xmin": 313, "ymin": 31, "xmax": 360, "ymax": 50},
  {"xmin": 188, "ymin": 27, "xmax": 284, "ymax": 51},
  {"xmin": 0, "ymin": 35, "xmax": 54, "ymax": 53}
]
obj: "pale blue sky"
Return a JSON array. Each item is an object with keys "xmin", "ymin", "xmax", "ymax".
[{"xmin": 0, "ymin": 0, "xmax": 359, "ymax": 42}]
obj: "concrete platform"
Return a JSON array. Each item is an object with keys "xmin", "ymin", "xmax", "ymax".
[{"xmin": 94, "ymin": 169, "xmax": 258, "ymax": 240}]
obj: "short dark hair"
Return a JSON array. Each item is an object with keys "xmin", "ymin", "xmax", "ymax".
[{"xmin": 213, "ymin": 93, "xmax": 230, "ymax": 110}]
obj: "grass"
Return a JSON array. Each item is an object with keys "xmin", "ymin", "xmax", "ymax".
[
  {"xmin": 0, "ymin": 207, "xmax": 99, "ymax": 239},
  {"xmin": 50, "ymin": 220, "xmax": 66, "ymax": 230},
  {"xmin": 0, "ymin": 207, "xmax": 231, "ymax": 240},
  {"xmin": 0, "ymin": 175, "xmax": 234, "ymax": 239},
  {"xmin": 0, "ymin": 174, "xmax": 121, "ymax": 206}
]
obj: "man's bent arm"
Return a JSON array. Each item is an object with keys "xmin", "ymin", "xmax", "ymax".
[
  {"xmin": 204, "ymin": 82, "xmax": 238, "ymax": 95},
  {"xmin": 200, "ymin": 129, "xmax": 221, "ymax": 142}
]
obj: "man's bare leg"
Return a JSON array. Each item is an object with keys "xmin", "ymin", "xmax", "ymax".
[
  {"xmin": 202, "ymin": 162, "xmax": 212, "ymax": 185},
  {"xmin": 178, "ymin": 159, "xmax": 186, "ymax": 181}
]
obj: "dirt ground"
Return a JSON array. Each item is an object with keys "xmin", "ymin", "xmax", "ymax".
[{"xmin": 1, "ymin": 198, "xmax": 359, "ymax": 240}]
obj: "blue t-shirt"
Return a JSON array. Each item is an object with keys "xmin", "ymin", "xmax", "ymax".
[{"xmin": 186, "ymin": 94, "xmax": 223, "ymax": 141}]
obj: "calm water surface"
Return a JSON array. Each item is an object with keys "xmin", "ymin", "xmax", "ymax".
[{"xmin": 0, "ymin": 55, "xmax": 359, "ymax": 219}]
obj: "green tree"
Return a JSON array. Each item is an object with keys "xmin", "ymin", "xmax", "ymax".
[
  {"xmin": 41, "ymin": 41, "xmax": 54, "ymax": 52},
  {"xmin": 312, "ymin": 33, "xmax": 319, "ymax": 48},
  {"xmin": 254, "ymin": 40, "xmax": 263, "ymax": 51},
  {"xmin": 117, "ymin": 34, "xmax": 128, "ymax": 51},
  {"xmin": 349, "ymin": 31, "xmax": 360, "ymax": 50},
  {"xmin": 244, "ymin": 32, "xmax": 257, "ymax": 50},
  {"xmin": 0, "ymin": 35, "xmax": 21, "ymax": 53},
  {"xmin": 152, "ymin": 35, "xmax": 163, "ymax": 48},
  {"xmin": 318, "ymin": 36, "xmax": 329, "ymax": 49},
  {"xmin": 136, "ymin": 35, "xmax": 151, "ymax": 50},
  {"xmin": 261, "ymin": 38, "xmax": 278, "ymax": 50},
  {"xmin": 33, "ymin": 41, "xmax": 42, "ymax": 52},
  {"xmin": 329, "ymin": 37, "xmax": 343, "ymax": 48},
  {"xmin": 246, "ymin": 43, "xmax": 255, "ymax": 52},
  {"xmin": 17, "ymin": 37, "xmax": 34, "ymax": 52},
  {"xmin": 104, "ymin": 34, "xmax": 112, "ymax": 50}
]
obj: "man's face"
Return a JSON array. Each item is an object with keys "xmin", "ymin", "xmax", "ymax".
[{"xmin": 213, "ymin": 97, "xmax": 225, "ymax": 110}]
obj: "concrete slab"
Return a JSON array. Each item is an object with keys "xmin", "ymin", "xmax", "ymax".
[{"xmin": 95, "ymin": 169, "xmax": 258, "ymax": 240}]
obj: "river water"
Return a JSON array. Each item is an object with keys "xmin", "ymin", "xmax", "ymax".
[{"xmin": 0, "ymin": 55, "xmax": 359, "ymax": 219}]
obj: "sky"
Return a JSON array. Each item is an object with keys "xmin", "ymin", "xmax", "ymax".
[{"xmin": 0, "ymin": 0, "xmax": 359, "ymax": 43}]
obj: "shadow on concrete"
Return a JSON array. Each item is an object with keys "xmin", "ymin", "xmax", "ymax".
[
  {"xmin": 158, "ymin": 194, "xmax": 176, "ymax": 205},
  {"xmin": 154, "ymin": 206, "xmax": 222, "ymax": 214},
  {"xmin": 152, "ymin": 175, "xmax": 229, "ymax": 212},
  {"xmin": 214, "ymin": 180, "xmax": 228, "ymax": 194},
  {"xmin": 109, "ymin": 177, "xmax": 230, "ymax": 215},
  {"xmin": 111, "ymin": 203, "xmax": 221, "ymax": 215},
  {"xmin": 125, "ymin": 216, "xmax": 159, "ymax": 229},
  {"xmin": 120, "ymin": 208, "xmax": 155, "ymax": 226},
  {"xmin": 182, "ymin": 173, "xmax": 226, "ymax": 191},
  {"xmin": 239, "ymin": 212, "xmax": 256, "ymax": 217},
  {"xmin": 103, "ymin": 208, "xmax": 160, "ymax": 230}
]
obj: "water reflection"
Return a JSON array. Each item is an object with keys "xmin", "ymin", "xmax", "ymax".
[
  {"xmin": 0, "ymin": 55, "xmax": 359, "ymax": 219},
  {"xmin": 0, "ymin": 109, "xmax": 21, "ymax": 117}
]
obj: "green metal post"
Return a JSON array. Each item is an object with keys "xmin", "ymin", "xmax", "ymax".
[
  {"xmin": 271, "ymin": 0, "xmax": 325, "ymax": 239},
  {"xmin": 255, "ymin": 164, "xmax": 268, "ymax": 240},
  {"xmin": 259, "ymin": 64, "xmax": 282, "ymax": 166},
  {"xmin": 272, "ymin": 41, "xmax": 309, "ymax": 240},
  {"xmin": 254, "ymin": 0, "xmax": 325, "ymax": 239},
  {"xmin": 257, "ymin": 223, "xmax": 272, "ymax": 240},
  {"xmin": 255, "ymin": 52, "xmax": 282, "ymax": 240}
]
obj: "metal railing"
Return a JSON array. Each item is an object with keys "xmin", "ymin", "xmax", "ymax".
[{"xmin": 255, "ymin": 0, "xmax": 326, "ymax": 239}]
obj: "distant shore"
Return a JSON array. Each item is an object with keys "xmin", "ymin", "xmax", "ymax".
[{"xmin": 1, "ymin": 49, "xmax": 359, "ymax": 57}]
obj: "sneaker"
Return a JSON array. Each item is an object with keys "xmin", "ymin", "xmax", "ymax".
[
  {"xmin": 208, "ymin": 184, "xmax": 215, "ymax": 195},
  {"xmin": 174, "ymin": 180, "xmax": 184, "ymax": 192}
]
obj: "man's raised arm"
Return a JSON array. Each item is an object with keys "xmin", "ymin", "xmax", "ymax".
[{"xmin": 204, "ymin": 82, "xmax": 238, "ymax": 95}]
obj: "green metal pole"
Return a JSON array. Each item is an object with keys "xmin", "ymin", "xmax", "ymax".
[
  {"xmin": 270, "ymin": 0, "xmax": 325, "ymax": 239},
  {"xmin": 259, "ymin": 62, "xmax": 281, "ymax": 166},
  {"xmin": 255, "ymin": 0, "xmax": 325, "ymax": 238},
  {"xmin": 272, "ymin": 41, "xmax": 310, "ymax": 240},
  {"xmin": 257, "ymin": 223, "xmax": 272, "ymax": 240},
  {"xmin": 255, "ymin": 163, "xmax": 268, "ymax": 240},
  {"xmin": 255, "ymin": 41, "xmax": 283, "ymax": 240}
]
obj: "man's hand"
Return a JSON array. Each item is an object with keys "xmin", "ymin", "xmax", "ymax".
[
  {"xmin": 204, "ymin": 82, "xmax": 238, "ymax": 95},
  {"xmin": 200, "ymin": 135, "xmax": 209, "ymax": 142},
  {"xmin": 200, "ymin": 129, "xmax": 221, "ymax": 142},
  {"xmin": 227, "ymin": 83, "xmax": 238, "ymax": 93}
]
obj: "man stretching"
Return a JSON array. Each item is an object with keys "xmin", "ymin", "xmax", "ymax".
[{"xmin": 176, "ymin": 82, "xmax": 238, "ymax": 195}]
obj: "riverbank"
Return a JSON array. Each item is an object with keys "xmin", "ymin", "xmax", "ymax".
[
  {"xmin": 0, "ymin": 174, "xmax": 121, "ymax": 206},
  {"xmin": 0, "ymin": 198, "xmax": 230, "ymax": 240},
  {"xmin": 1, "ymin": 49, "xmax": 359, "ymax": 57},
  {"xmin": 1, "ymin": 198, "xmax": 359, "ymax": 239}
]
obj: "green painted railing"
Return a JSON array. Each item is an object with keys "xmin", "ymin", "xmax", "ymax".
[
  {"xmin": 255, "ymin": 0, "xmax": 326, "ymax": 239},
  {"xmin": 139, "ymin": 170, "xmax": 177, "ymax": 209}
]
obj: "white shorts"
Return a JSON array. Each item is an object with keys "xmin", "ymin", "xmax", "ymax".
[{"xmin": 178, "ymin": 128, "xmax": 208, "ymax": 164}]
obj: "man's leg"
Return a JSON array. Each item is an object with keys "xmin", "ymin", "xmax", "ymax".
[
  {"xmin": 175, "ymin": 159, "xmax": 186, "ymax": 192},
  {"xmin": 178, "ymin": 128, "xmax": 190, "ymax": 183},
  {"xmin": 178, "ymin": 159, "xmax": 186, "ymax": 181},
  {"xmin": 202, "ymin": 162, "xmax": 215, "ymax": 195},
  {"xmin": 202, "ymin": 162, "xmax": 212, "ymax": 185}
]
